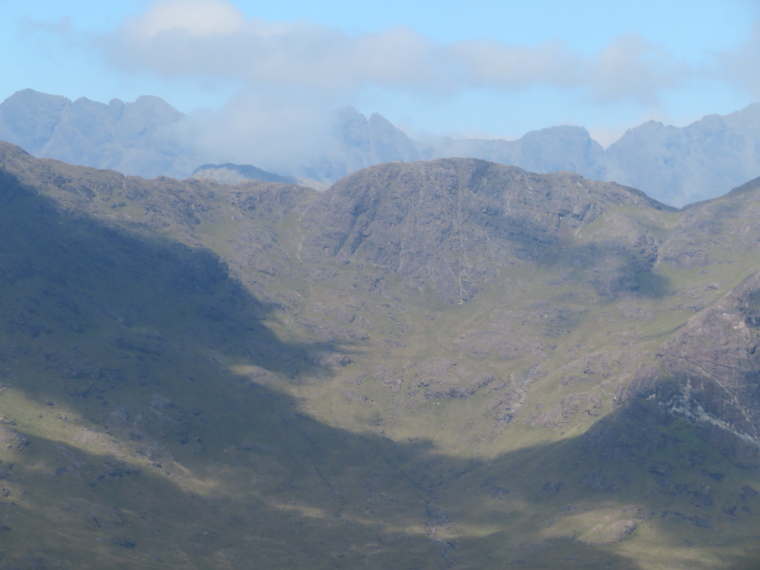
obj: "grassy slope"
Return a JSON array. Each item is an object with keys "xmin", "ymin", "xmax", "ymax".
[{"xmin": 0, "ymin": 146, "xmax": 759, "ymax": 568}]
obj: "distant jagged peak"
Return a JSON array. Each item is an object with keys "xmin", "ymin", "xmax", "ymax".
[
  {"xmin": 4, "ymin": 88, "xmax": 760, "ymax": 207},
  {"xmin": 129, "ymin": 94, "xmax": 185, "ymax": 118},
  {"xmin": 332, "ymin": 105, "xmax": 406, "ymax": 135},
  {"xmin": 698, "ymin": 101, "xmax": 760, "ymax": 125},
  {"xmin": 4, "ymin": 88, "xmax": 71, "ymax": 105},
  {"xmin": 192, "ymin": 162, "xmax": 296, "ymax": 184},
  {"xmin": 330, "ymin": 104, "xmax": 419, "ymax": 163},
  {"xmin": 192, "ymin": 162, "xmax": 327, "ymax": 190},
  {"xmin": 511, "ymin": 124, "xmax": 596, "ymax": 140},
  {"xmin": 1, "ymin": 89, "xmax": 182, "ymax": 118},
  {"xmin": 333, "ymin": 104, "xmax": 364, "ymax": 120},
  {"xmin": 0, "ymin": 90, "xmax": 185, "ymax": 132}
]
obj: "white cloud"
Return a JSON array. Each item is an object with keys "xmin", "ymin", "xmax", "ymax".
[
  {"xmin": 103, "ymin": 1, "xmax": 437, "ymax": 91},
  {"xmin": 100, "ymin": 0, "xmax": 690, "ymax": 104},
  {"xmin": 718, "ymin": 20, "xmax": 760, "ymax": 97},
  {"xmin": 441, "ymin": 40, "xmax": 581, "ymax": 90},
  {"xmin": 128, "ymin": 0, "xmax": 244, "ymax": 38},
  {"xmin": 87, "ymin": 0, "xmax": 705, "ymax": 172},
  {"xmin": 586, "ymin": 35, "xmax": 689, "ymax": 105},
  {"xmin": 178, "ymin": 90, "xmax": 337, "ymax": 171}
]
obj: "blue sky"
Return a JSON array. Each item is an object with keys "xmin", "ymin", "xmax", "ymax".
[{"xmin": 2, "ymin": 0, "xmax": 760, "ymax": 146}]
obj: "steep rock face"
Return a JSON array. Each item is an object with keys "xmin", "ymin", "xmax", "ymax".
[
  {"xmin": 300, "ymin": 158, "xmax": 667, "ymax": 302},
  {"xmin": 332, "ymin": 106, "xmax": 420, "ymax": 165},
  {"xmin": 298, "ymin": 106, "xmax": 422, "ymax": 182},
  {"xmin": 626, "ymin": 271, "xmax": 760, "ymax": 463},
  {"xmin": 616, "ymin": 178, "xmax": 760, "ymax": 464}
]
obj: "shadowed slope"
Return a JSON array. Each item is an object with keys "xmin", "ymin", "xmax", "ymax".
[{"xmin": 0, "ymin": 144, "xmax": 759, "ymax": 568}]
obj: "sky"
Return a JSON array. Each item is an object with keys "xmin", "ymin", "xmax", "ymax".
[{"xmin": 2, "ymin": 0, "xmax": 760, "ymax": 147}]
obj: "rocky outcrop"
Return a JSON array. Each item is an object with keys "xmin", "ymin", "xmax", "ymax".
[
  {"xmin": 625, "ymin": 271, "xmax": 760, "ymax": 465},
  {"xmin": 300, "ymin": 158, "xmax": 670, "ymax": 302}
]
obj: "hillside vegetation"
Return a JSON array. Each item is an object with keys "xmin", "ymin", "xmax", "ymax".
[{"xmin": 0, "ymin": 142, "xmax": 759, "ymax": 568}]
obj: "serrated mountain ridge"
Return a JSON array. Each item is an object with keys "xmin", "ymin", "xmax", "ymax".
[{"xmin": 4, "ymin": 90, "xmax": 760, "ymax": 206}]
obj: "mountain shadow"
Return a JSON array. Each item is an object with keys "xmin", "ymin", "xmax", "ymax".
[
  {"xmin": 0, "ymin": 159, "xmax": 650, "ymax": 569},
  {"xmin": 5, "ymin": 370, "xmax": 757, "ymax": 568},
  {"xmin": 1, "ymin": 144, "xmax": 759, "ymax": 568},
  {"xmin": 0, "ymin": 164, "xmax": 348, "ymax": 403}
]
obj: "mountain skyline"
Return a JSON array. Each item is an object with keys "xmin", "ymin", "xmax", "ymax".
[
  {"xmin": 3, "ymin": 88, "xmax": 760, "ymax": 207},
  {"xmin": 3, "ymin": 0, "xmax": 759, "ymax": 149},
  {"xmin": 3, "ymin": 2, "xmax": 760, "ymax": 565}
]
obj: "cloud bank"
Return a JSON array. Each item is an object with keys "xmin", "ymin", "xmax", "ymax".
[
  {"xmin": 101, "ymin": 0, "xmax": 692, "ymax": 105},
  {"xmin": 80, "ymin": 0, "xmax": 760, "ymax": 174},
  {"xmin": 719, "ymin": 20, "xmax": 760, "ymax": 98}
]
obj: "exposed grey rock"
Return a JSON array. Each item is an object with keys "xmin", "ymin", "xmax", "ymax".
[
  {"xmin": 580, "ymin": 519, "xmax": 639, "ymax": 545},
  {"xmin": 626, "ymin": 270, "xmax": 760, "ymax": 466},
  {"xmin": 0, "ymin": 427, "xmax": 28, "ymax": 451},
  {"xmin": 300, "ymin": 158, "xmax": 668, "ymax": 303},
  {"xmin": 1, "ymin": 140, "xmax": 760, "ymax": 567}
]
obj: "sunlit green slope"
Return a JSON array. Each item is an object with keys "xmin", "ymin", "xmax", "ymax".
[{"xmin": 0, "ymin": 143, "xmax": 758, "ymax": 568}]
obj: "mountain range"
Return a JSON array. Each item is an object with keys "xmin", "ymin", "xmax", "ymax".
[
  {"xmin": 3, "ymin": 89, "xmax": 760, "ymax": 206},
  {"xmin": 0, "ymin": 139, "xmax": 759, "ymax": 568}
]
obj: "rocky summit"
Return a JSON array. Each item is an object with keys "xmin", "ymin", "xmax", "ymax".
[{"xmin": 0, "ymin": 141, "xmax": 759, "ymax": 569}]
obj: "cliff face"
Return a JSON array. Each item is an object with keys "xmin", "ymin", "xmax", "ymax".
[
  {"xmin": 625, "ymin": 271, "xmax": 760, "ymax": 465},
  {"xmin": 300, "ymin": 158, "xmax": 668, "ymax": 302}
]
